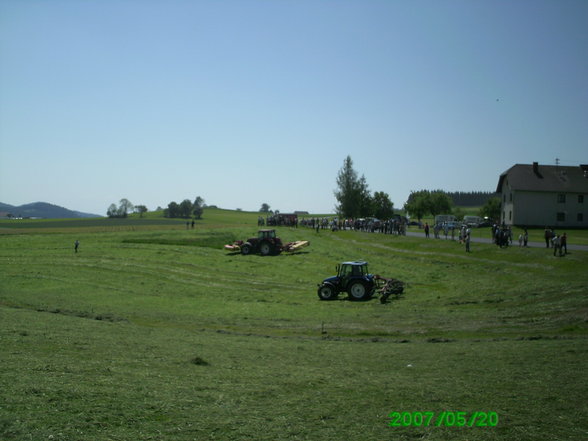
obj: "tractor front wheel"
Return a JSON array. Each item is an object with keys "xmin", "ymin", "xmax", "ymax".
[
  {"xmin": 317, "ymin": 284, "xmax": 337, "ymax": 301},
  {"xmin": 241, "ymin": 244, "xmax": 252, "ymax": 255},
  {"xmin": 348, "ymin": 281, "xmax": 369, "ymax": 301}
]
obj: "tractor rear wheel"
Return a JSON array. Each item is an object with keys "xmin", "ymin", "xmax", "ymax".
[
  {"xmin": 317, "ymin": 284, "xmax": 337, "ymax": 301},
  {"xmin": 348, "ymin": 281, "xmax": 369, "ymax": 301},
  {"xmin": 259, "ymin": 241, "xmax": 273, "ymax": 256}
]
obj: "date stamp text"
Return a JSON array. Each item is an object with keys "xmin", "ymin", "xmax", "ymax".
[{"xmin": 388, "ymin": 411, "xmax": 499, "ymax": 427}]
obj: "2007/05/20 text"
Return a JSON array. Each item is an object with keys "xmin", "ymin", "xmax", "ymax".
[{"xmin": 389, "ymin": 411, "xmax": 499, "ymax": 427}]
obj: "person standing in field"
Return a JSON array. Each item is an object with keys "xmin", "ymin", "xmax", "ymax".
[
  {"xmin": 74, "ymin": 240, "xmax": 80, "ymax": 253},
  {"xmin": 465, "ymin": 228, "xmax": 471, "ymax": 252},
  {"xmin": 544, "ymin": 227, "xmax": 552, "ymax": 248},
  {"xmin": 551, "ymin": 234, "xmax": 562, "ymax": 256},
  {"xmin": 560, "ymin": 232, "xmax": 567, "ymax": 255},
  {"xmin": 424, "ymin": 222, "xmax": 430, "ymax": 238}
]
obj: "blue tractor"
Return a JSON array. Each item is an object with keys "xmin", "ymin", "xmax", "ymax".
[
  {"xmin": 317, "ymin": 261, "xmax": 376, "ymax": 301},
  {"xmin": 317, "ymin": 261, "xmax": 404, "ymax": 302}
]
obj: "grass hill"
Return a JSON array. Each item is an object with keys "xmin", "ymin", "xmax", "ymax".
[
  {"xmin": 0, "ymin": 208, "xmax": 586, "ymax": 440},
  {"xmin": 0, "ymin": 201, "xmax": 101, "ymax": 219}
]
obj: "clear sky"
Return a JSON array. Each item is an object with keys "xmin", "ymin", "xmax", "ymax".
[{"xmin": 1, "ymin": 0, "xmax": 587, "ymax": 216}]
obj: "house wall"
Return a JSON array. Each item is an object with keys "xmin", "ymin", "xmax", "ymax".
[
  {"xmin": 500, "ymin": 180, "xmax": 515, "ymax": 225},
  {"xmin": 505, "ymin": 190, "xmax": 587, "ymax": 228}
]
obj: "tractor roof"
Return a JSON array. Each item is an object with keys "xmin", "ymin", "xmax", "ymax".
[{"xmin": 342, "ymin": 261, "xmax": 368, "ymax": 266}]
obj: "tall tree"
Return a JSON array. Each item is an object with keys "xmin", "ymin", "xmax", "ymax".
[
  {"xmin": 259, "ymin": 203, "xmax": 271, "ymax": 213},
  {"xmin": 357, "ymin": 175, "xmax": 372, "ymax": 218},
  {"xmin": 334, "ymin": 156, "xmax": 370, "ymax": 218}
]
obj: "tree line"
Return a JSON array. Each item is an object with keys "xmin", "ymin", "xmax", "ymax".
[
  {"xmin": 106, "ymin": 196, "xmax": 205, "ymax": 219},
  {"xmin": 107, "ymin": 199, "xmax": 144, "ymax": 218},
  {"xmin": 403, "ymin": 190, "xmax": 500, "ymax": 222},
  {"xmin": 164, "ymin": 197, "xmax": 205, "ymax": 219},
  {"xmin": 445, "ymin": 191, "xmax": 498, "ymax": 207},
  {"xmin": 333, "ymin": 156, "xmax": 500, "ymax": 222},
  {"xmin": 403, "ymin": 190, "xmax": 453, "ymax": 221}
]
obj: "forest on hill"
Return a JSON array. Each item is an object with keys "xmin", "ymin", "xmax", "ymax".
[{"xmin": 445, "ymin": 191, "xmax": 498, "ymax": 207}]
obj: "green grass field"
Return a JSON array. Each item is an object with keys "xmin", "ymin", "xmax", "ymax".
[{"xmin": 1, "ymin": 208, "xmax": 587, "ymax": 440}]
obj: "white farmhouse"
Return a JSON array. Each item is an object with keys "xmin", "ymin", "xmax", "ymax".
[{"xmin": 496, "ymin": 162, "xmax": 588, "ymax": 228}]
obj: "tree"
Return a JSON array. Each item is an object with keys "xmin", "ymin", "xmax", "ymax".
[
  {"xmin": 357, "ymin": 175, "xmax": 373, "ymax": 218},
  {"xmin": 107, "ymin": 199, "xmax": 134, "ymax": 218},
  {"xmin": 193, "ymin": 196, "xmax": 204, "ymax": 219},
  {"xmin": 164, "ymin": 201, "xmax": 180, "ymax": 218},
  {"xmin": 134, "ymin": 205, "xmax": 148, "ymax": 218},
  {"xmin": 260, "ymin": 203, "xmax": 271, "ymax": 213},
  {"xmin": 118, "ymin": 198, "xmax": 133, "ymax": 218},
  {"xmin": 403, "ymin": 190, "xmax": 431, "ymax": 221},
  {"xmin": 372, "ymin": 191, "xmax": 394, "ymax": 219},
  {"xmin": 107, "ymin": 203, "xmax": 119, "ymax": 218},
  {"xmin": 479, "ymin": 197, "xmax": 501, "ymax": 222},
  {"xmin": 452, "ymin": 206, "xmax": 465, "ymax": 221},
  {"xmin": 179, "ymin": 199, "xmax": 193, "ymax": 218},
  {"xmin": 334, "ymin": 155, "xmax": 371, "ymax": 218},
  {"xmin": 428, "ymin": 191, "xmax": 453, "ymax": 216},
  {"xmin": 404, "ymin": 190, "xmax": 452, "ymax": 220}
]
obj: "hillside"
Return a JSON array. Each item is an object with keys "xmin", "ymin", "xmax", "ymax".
[{"xmin": 0, "ymin": 202, "xmax": 101, "ymax": 219}]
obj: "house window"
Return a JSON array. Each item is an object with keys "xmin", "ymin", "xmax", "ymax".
[
  {"xmin": 579, "ymin": 195, "xmax": 584, "ymax": 204},
  {"xmin": 509, "ymin": 210, "xmax": 512, "ymax": 221},
  {"xmin": 557, "ymin": 194, "xmax": 566, "ymax": 203},
  {"xmin": 578, "ymin": 213, "xmax": 584, "ymax": 222},
  {"xmin": 557, "ymin": 212, "xmax": 566, "ymax": 222},
  {"xmin": 509, "ymin": 193, "xmax": 512, "ymax": 202}
]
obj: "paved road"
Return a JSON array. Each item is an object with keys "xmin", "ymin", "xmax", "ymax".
[{"xmin": 404, "ymin": 230, "xmax": 588, "ymax": 252}]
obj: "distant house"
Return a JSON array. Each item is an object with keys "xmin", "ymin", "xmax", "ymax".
[{"xmin": 496, "ymin": 162, "xmax": 588, "ymax": 228}]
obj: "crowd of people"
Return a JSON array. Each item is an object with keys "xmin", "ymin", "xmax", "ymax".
[
  {"xmin": 256, "ymin": 216, "xmax": 571, "ymax": 256},
  {"xmin": 492, "ymin": 224, "xmax": 514, "ymax": 248},
  {"xmin": 299, "ymin": 217, "xmax": 408, "ymax": 235},
  {"xmin": 544, "ymin": 227, "xmax": 568, "ymax": 256}
]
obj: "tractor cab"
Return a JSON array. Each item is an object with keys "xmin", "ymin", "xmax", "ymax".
[
  {"xmin": 258, "ymin": 229, "xmax": 277, "ymax": 240},
  {"xmin": 337, "ymin": 261, "xmax": 368, "ymax": 279}
]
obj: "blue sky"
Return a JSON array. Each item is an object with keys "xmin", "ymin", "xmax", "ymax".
[{"xmin": 1, "ymin": 0, "xmax": 586, "ymax": 215}]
